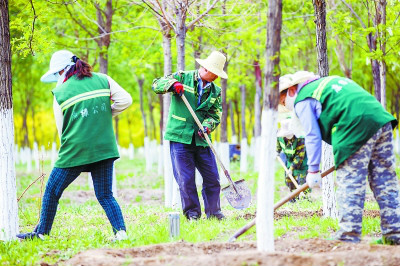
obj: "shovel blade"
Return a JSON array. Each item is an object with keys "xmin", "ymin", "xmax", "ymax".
[{"xmin": 222, "ymin": 179, "xmax": 251, "ymax": 210}]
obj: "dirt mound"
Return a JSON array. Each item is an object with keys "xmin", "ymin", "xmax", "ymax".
[{"xmin": 64, "ymin": 238, "xmax": 400, "ymax": 266}]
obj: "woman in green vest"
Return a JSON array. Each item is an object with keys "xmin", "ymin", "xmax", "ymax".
[
  {"xmin": 278, "ymin": 70, "xmax": 400, "ymax": 245},
  {"xmin": 17, "ymin": 50, "xmax": 132, "ymax": 241}
]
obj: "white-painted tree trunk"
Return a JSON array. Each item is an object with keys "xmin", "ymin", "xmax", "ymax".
[
  {"xmin": 163, "ymin": 139, "xmax": 180, "ymax": 208},
  {"xmin": 321, "ymin": 142, "xmax": 338, "ymax": 218},
  {"xmin": 218, "ymin": 142, "xmax": 230, "ymax": 186},
  {"xmin": 253, "ymin": 136, "xmax": 261, "ymax": 172},
  {"xmin": 51, "ymin": 142, "xmax": 57, "ymax": 167},
  {"xmin": 231, "ymin": 135, "xmax": 238, "ymax": 144},
  {"xmin": 88, "ymin": 172, "xmax": 94, "ymax": 189},
  {"xmin": 26, "ymin": 147, "xmax": 32, "ymax": 173},
  {"xmin": 144, "ymin": 137, "xmax": 152, "ymax": 171},
  {"xmin": 256, "ymin": 109, "xmax": 277, "ymax": 251},
  {"xmin": 33, "ymin": 142, "xmax": 39, "ymax": 171},
  {"xmin": 240, "ymin": 138, "xmax": 248, "ymax": 173},
  {"xmin": 112, "ymin": 164, "xmax": 118, "ymax": 198},
  {"xmin": 157, "ymin": 144, "xmax": 163, "ymax": 176},
  {"xmin": 14, "ymin": 144, "xmax": 19, "ymax": 165},
  {"xmin": 128, "ymin": 143, "xmax": 134, "ymax": 160},
  {"xmin": 0, "ymin": 109, "xmax": 19, "ymax": 241}
]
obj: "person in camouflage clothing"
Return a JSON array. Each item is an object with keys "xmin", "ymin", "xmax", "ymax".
[
  {"xmin": 277, "ymin": 118, "xmax": 309, "ymax": 202},
  {"xmin": 278, "ymin": 71, "xmax": 400, "ymax": 245},
  {"xmin": 152, "ymin": 51, "xmax": 227, "ymax": 221}
]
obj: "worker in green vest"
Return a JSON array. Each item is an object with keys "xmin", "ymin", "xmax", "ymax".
[
  {"xmin": 152, "ymin": 51, "xmax": 227, "ymax": 221},
  {"xmin": 17, "ymin": 50, "xmax": 132, "ymax": 241},
  {"xmin": 278, "ymin": 71, "xmax": 400, "ymax": 245},
  {"xmin": 276, "ymin": 118, "xmax": 309, "ymax": 202}
]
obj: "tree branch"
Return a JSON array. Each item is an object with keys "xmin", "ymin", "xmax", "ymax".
[
  {"xmin": 28, "ymin": 0, "xmax": 38, "ymax": 56},
  {"xmin": 187, "ymin": 0, "xmax": 219, "ymax": 30},
  {"xmin": 340, "ymin": 0, "xmax": 366, "ymax": 28}
]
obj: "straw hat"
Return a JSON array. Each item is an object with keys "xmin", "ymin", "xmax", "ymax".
[
  {"xmin": 279, "ymin": 71, "xmax": 316, "ymax": 93},
  {"xmin": 41, "ymin": 50, "xmax": 75, "ymax": 83},
  {"xmin": 196, "ymin": 51, "xmax": 228, "ymax": 79},
  {"xmin": 277, "ymin": 118, "xmax": 294, "ymax": 138}
]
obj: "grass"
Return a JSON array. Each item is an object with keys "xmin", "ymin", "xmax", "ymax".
[{"xmin": 0, "ymin": 155, "xmax": 391, "ymax": 265}]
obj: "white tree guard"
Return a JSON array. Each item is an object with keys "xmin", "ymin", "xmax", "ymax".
[
  {"xmin": 218, "ymin": 142, "xmax": 230, "ymax": 186},
  {"xmin": 321, "ymin": 142, "xmax": 338, "ymax": 218},
  {"xmin": 0, "ymin": 109, "xmax": 19, "ymax": 241},
  {"xmin": 240, "ymin": 138, "xmax": 248, "ymax": 173},
  {"xmin": 256, "ymin": 109, "xmax": 276, "ymax": 252}
]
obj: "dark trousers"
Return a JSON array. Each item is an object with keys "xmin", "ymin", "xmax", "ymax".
[
  {"xmin": 170, "ymin": 139, "xmax": 222, "ymax": 218},
  {"xmin": 36, "ymin": 158, "xmax": 126, "ymax": 235}
]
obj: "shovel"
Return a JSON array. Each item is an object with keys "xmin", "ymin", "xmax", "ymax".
[
  {"xmin": 276, "ymin": 155, "xmax": 306, "ymax": 198},
  {"xmin": 228, "ymin": 166, "xmax": 335, "ymax": 242},
  {"xmin": 180, "ymin": 94, "xmax": 251, "ymax": 210}
]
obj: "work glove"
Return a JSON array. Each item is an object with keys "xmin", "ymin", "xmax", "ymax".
[
  {"xmin": 306, "ymin": 171, "xmax": 322, "ymax": 188},
  {"xmin": 172, "ymin": 82, "xmax": 184, "ymax": 96},
  {"xmin": 198, "ymin": 126, "xmax": 211, "ymax": 139}
]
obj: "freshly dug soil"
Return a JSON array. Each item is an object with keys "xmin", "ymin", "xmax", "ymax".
[{"xmin": 64, "ymin": 238, "xmax": 400, "ymax": 266}]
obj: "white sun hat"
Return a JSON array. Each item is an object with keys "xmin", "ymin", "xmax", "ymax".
[
  {"xmin": 195, "ymin": 51, "xmax": 228, "ymax": 79},
  {"xmin": 279, "ymin": 70, "xmax": 316, "ymax": 93},
  {"xmin": 277, "ymin": 118, "xmax": 294, "ymax": 138},
  {"xmin": 41, "ymin": 50, "xmax": 76, "ymax": 83}
]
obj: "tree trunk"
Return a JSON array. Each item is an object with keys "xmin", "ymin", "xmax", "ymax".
[
  {"xmin": 220, "ymin": 57, "xmax": 229, "ymax": 142},
  {"xmin": 147, "ymin": 91, "xmax": 156, "ymax": 139},
  {"xmin": 240, "ymin": 85, "xmax": 247, "ymax": 139},
  {"xmin": 0, "ymin": 0, "xmax": 19, "ymax": 240},
  {"xmin": 229, "ymin": 101, "xmax": 236, "ymax": 141},
  {"xmin": 378, "ymin": 0, "xmax": 387, "ymax": 108},
  {"xmin": 138, "ymin": 78, "xmax": 148, "ymax": 137},
  {"xmin": 175, "ymin": 7, "xmax": 187, "ymax": 71},
  {"xmin": 313, "ymin": 0, "xmax": 329, "ymax": 77},
  {"xmin": 253, "ymin": 60, "xmax": 262, "ymax": 137},
  {"xmin": 257, "ymin": 0, "xmax": 282, "ymax": 252},
  {"xmin": 313, "ymin": 0, "xmax": 338, "ymax": 219},
  {"xmin": 159, "ymin": 94, "xmax": 163, "ymax": 144}
]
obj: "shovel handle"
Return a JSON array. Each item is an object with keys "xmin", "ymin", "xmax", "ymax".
[
  {"xmin": 228, "ymin": 166, "xmax": 335, "ymax": 242},
  {"xmin": 276, "ymin": 155, "xmax": 300, "ymax": 189},
  {"xmin": 180, "ymin": 94, "xmax": 239, "ymax": 193}
]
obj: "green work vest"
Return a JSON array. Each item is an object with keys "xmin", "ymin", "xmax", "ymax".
[
  {"xmin": 295, "ymin": 76, "xmax": 397, "ymax": 167},
  {"xmin": 278, "ymin": 137, "xmax": 308, "ymax": 175},
  {"xmin": 52, "ymin": 73, "xmax": 119, "ymax": 168},
  {"xmin": 152, "ymin": 70, "xmax": 222, "ymax": 147}
]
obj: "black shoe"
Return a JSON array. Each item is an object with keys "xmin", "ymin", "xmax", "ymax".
[
  {"xmin": 382, "ymin": 235, "xmax": 400, "ymax": 245},
  {"xmin": 187, "ymin": 215, "xmax": 200, "ymax": 221},
  {"xmin": 16, "ymin": 232, "xmax": 44, "ymax": 240},
  {"xmin": 208, "ymin": 213, "xmax": 226, "ymax": 220}
]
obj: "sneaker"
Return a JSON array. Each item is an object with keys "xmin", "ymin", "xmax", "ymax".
[
  {"xmin": 16, "ymin": 232, "xmax": 44, "ymax": 241},
  {"xmin": 114, "ymin": 230, "xmax": 128, "ymax": 241}
]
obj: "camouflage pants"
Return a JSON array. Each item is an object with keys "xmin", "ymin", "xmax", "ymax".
[{"xmin": 335, "ymin": 123, "xmax": 400, "ymax": 242}]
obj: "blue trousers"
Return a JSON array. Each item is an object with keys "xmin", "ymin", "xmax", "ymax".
[
  {"xmin": 36, "ymin": 158, "xmax": 126, "ymax": 235},
  {"xmin": 170, "ymin": 139, "xmax": 222, "ymax": 218}
]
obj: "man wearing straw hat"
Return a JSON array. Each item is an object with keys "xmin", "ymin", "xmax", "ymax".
[
  {"xmin": 278, "ymin": 71, "xmax": 400, "ymax": 244},
  {"xmin": 152, "ymin": 51, "xmax": 228, "ymax": 221},
  {"xmin": 276, "ymin": 117, "xmax": 309, "ymax": 202}
]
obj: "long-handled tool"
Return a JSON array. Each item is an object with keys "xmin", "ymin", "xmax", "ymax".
[
  {"xmin": 276, "ymin": 155, "xmax": 306, "ymax": 198},
  {"xmin": 181, "ymin": 94, "xmax": 251, "ymax": 210},
  {"xmin": 228, "ymin": 166, "xmax": 335, "ymax": 242}
]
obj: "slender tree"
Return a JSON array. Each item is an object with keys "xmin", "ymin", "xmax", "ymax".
[
  {"xmin": 313, "ymin": 0, "xmax": 338, "ymax": 219},
  {"xmin": 0, "ymin": 0, "xmax": 19, "ymax": 241},
  {"xmin": 257, "ymin": 0, "xmax": 282, "ymax": 252}
]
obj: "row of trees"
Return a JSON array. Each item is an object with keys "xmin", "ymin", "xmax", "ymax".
[{"xmin": 8, "ymin": 0, "xmax": 400, "ymax": 149}]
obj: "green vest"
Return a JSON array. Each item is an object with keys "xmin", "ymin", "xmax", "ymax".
[
  {"xmin": 152, "ymin": 70, "xmax": 222, "ymax": 147},
  {"xmin": 278, "ymin": 137, "xmax": 308, "ymax": 175},
  {"xmin": 295, "ymin": 76, "xmax": 397, "ymax": 167},
  {"xmin": 52, "ymin": 73, "xmax": 119, "ymax": 168}
]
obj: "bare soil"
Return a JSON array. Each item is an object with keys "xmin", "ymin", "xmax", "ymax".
[{"xmin": 64, "ymin": 238, "xmax": 400, "ymax": 266}]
